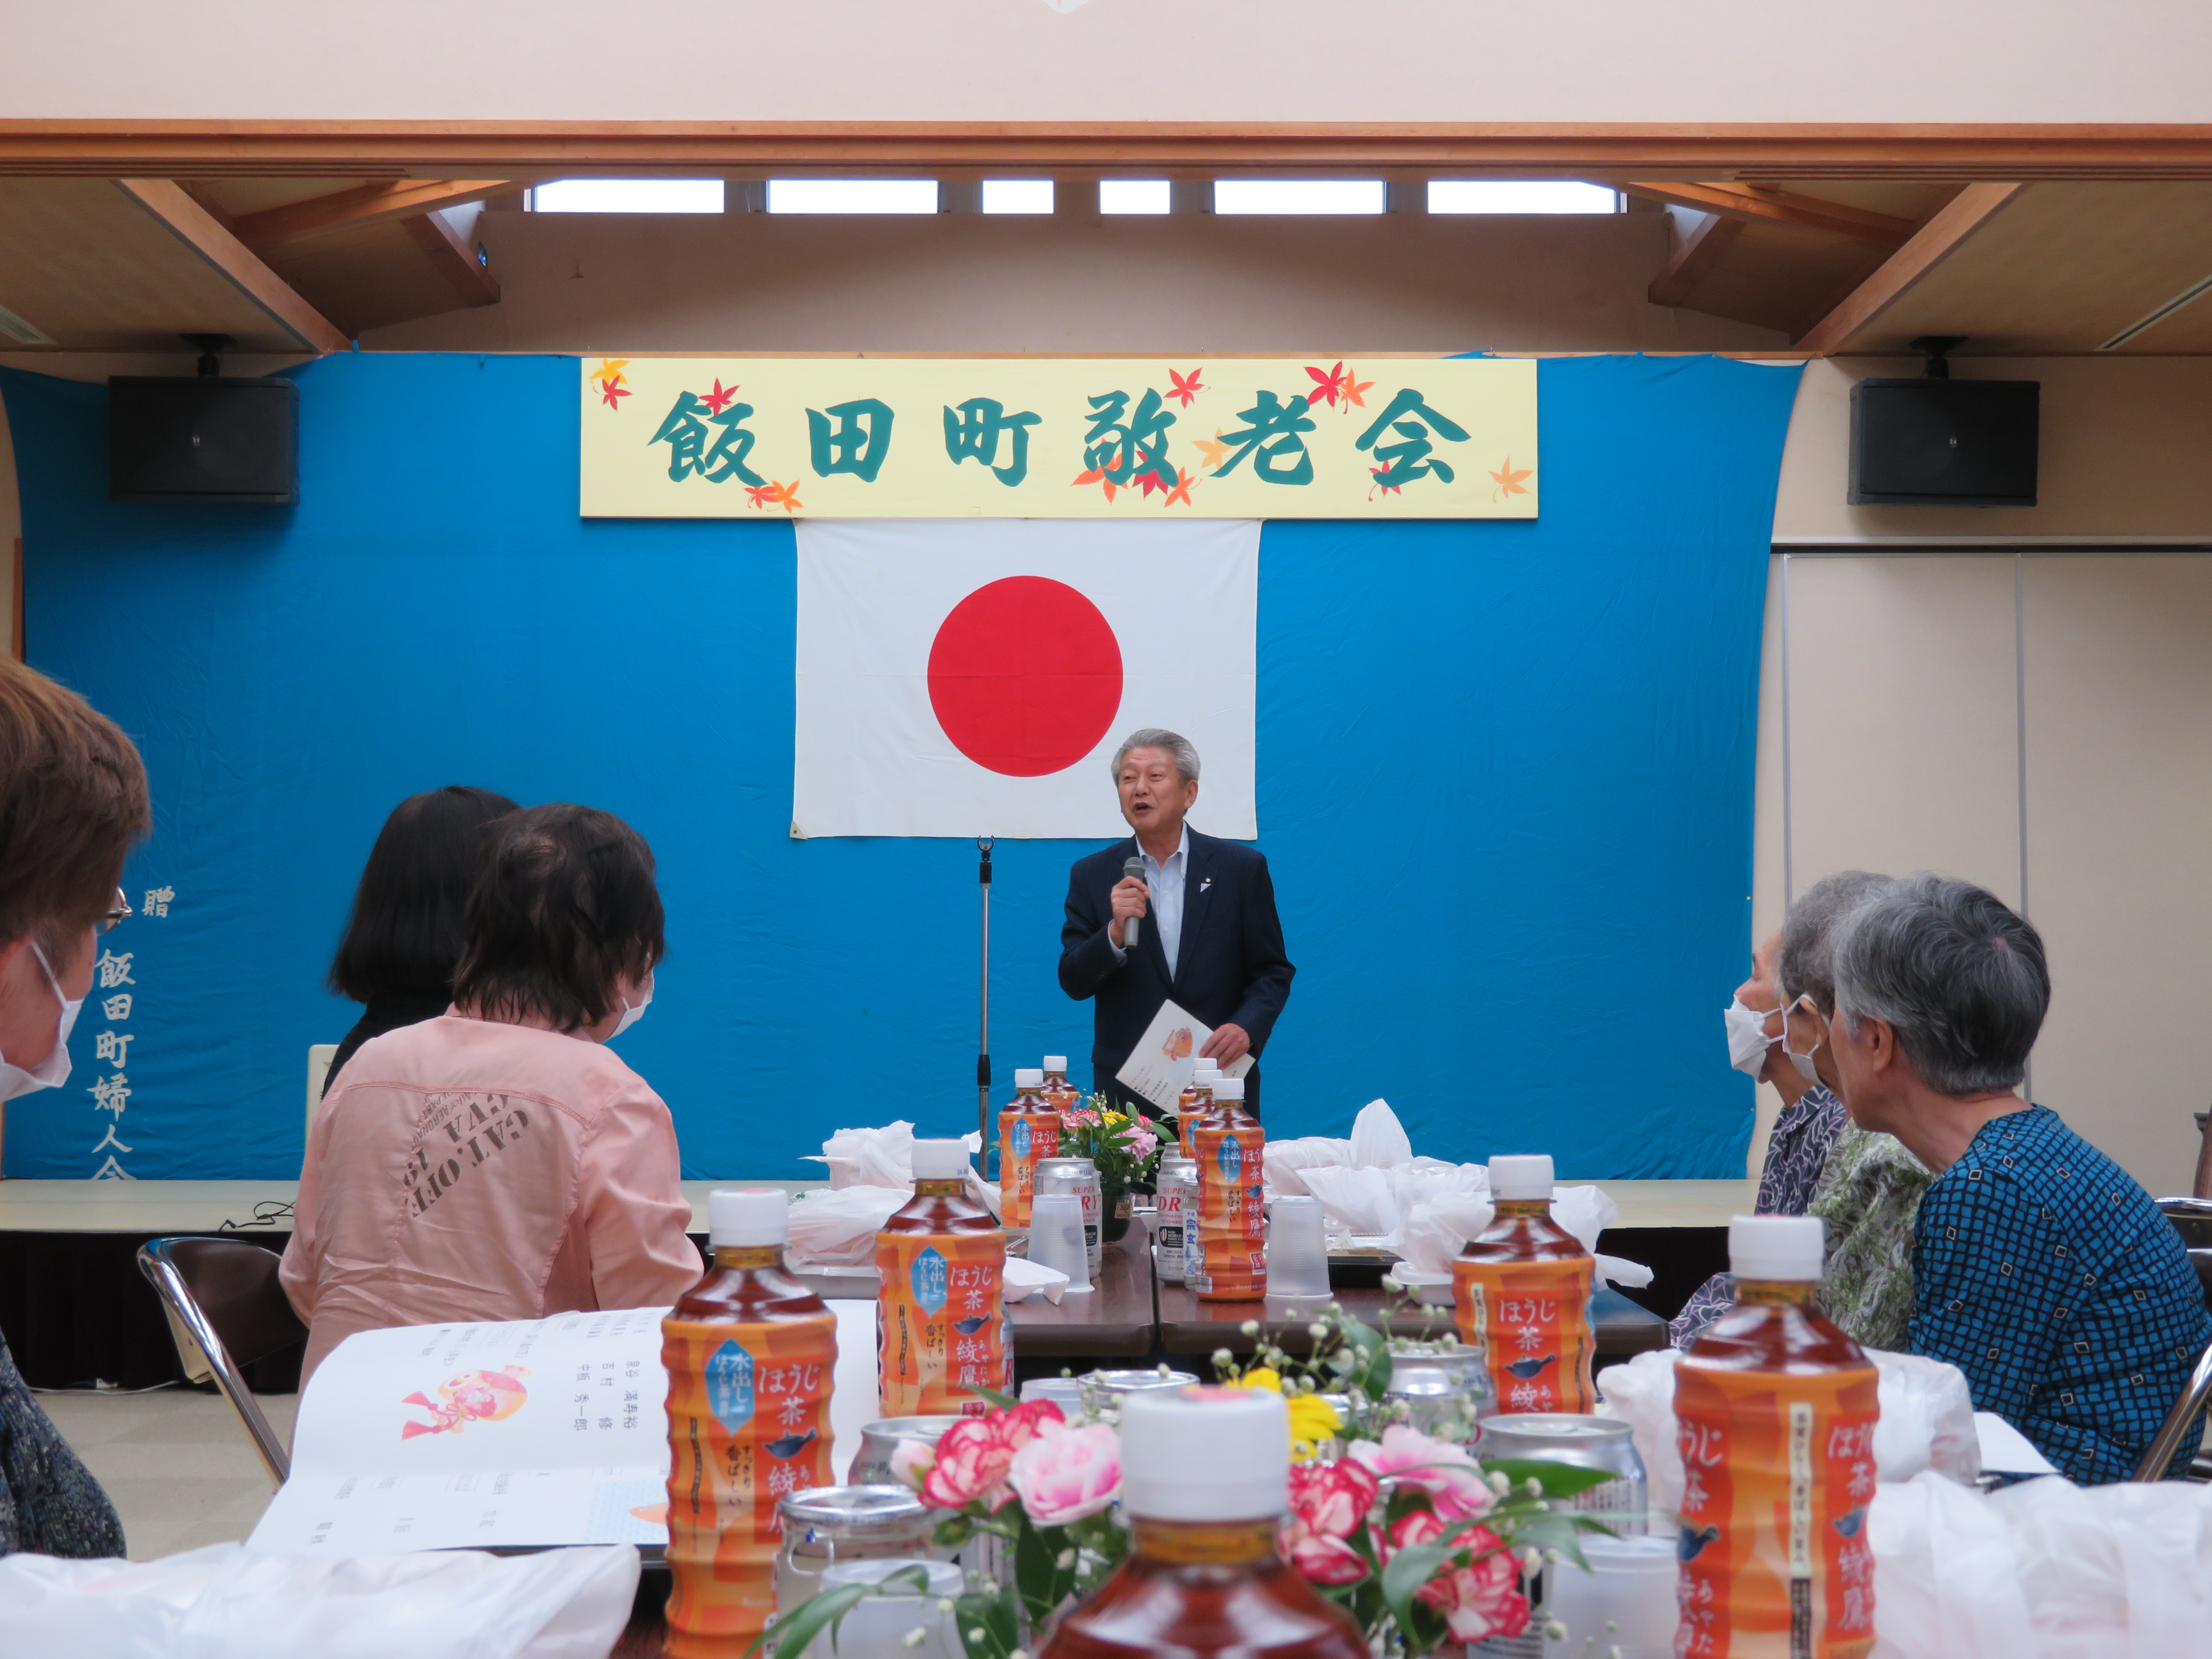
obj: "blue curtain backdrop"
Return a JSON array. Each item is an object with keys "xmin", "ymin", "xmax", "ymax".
[{"xmin": 1, "ymin": 352, "xmax": 1799, "ymax": 1182}]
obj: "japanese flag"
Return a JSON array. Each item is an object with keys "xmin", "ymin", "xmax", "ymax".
[{"xmin": 793, "ymin": 518, "xmax": 1258, "ymax": 838}]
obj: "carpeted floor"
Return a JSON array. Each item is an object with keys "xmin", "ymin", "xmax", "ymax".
[{"xmin": 35, "ymin": 1386, "xmax": 294, "ymax": 1560}]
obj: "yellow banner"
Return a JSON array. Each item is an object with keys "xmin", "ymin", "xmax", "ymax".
[{"xmin": 579, "ymin": 357, "xmax": 1536, "ymax": 519}]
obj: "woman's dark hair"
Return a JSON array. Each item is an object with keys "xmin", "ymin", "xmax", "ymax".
[
  {"xmin": 451, "ymin": 803, "xmax": 665, "ymax": 1033},
  {"xmin": 327, "ymin": 786, "xmax": 521, "ymax": 1002}
]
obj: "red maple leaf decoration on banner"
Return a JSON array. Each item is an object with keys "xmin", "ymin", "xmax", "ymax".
[
  {"xmin": 701, "ymin": 378, "xmax": 740, "ymax": 415},
  {"xmin": 745, "ymin": 480, "xmax": 804, "ymax": 513},
  {"xmin": 600, "ymin": 380, "xmax": 630, "ymax": 410},
  {"xmin": 1166, "ymin": 368, "xmax": 1205, "ymax": 407},
  {"xmin": 1368, "ymin": 466, "xmax": 1403, "ymax": 499},
  {"xmin": 1304, "ymin": 361, "xmax": 1350, "ymax": 407},
  {"xmin": 1162, "ymin": 468, "xmax": 1195, "ymax": 507}
]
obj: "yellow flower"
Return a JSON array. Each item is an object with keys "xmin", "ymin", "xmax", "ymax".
[
  {"xmin": 1286, "ymin": 1393, "xmax": 1342, "ymax": 1463},
  {"xmin": 1231, "ymin": 1369, "xmax": 1339, "ymax": 1461}
]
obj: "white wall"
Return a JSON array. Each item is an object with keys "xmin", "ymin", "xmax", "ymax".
[
  {"xmin": 1749, "ymin": 549, "xmax": 2212, "ymax": 1197},
  {"xmin": 2, "ymin": 0, "xmax": 2203, "ymax": 122}
]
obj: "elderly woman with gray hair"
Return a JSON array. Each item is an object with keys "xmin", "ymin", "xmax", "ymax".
[
  {"xmin": 1672, "ymin": 871, "xmax": 1930, "ymax": 1346},
  {"xmin": 1830, "ymin": 874, "xmax": 2210, "ymax": 1484}
]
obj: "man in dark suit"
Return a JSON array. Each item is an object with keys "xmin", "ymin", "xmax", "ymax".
[{"xmin": 1058, "ymin": 728, "xmax": 1294, "ymax": 1118}]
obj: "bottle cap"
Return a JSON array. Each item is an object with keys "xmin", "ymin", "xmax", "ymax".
[
  {"xmin": 1119, "ymin": 1386, "xmax": 1288, "ymax": 1521},
  {"xmin": 1043, "ymin": 1056, "xmax": 1068, "ymax": 1072},
  {"xmin": 1014, "ymin": 1068, "xmax": 1044, "ymax": 1089},
  {"xmin": 1487, "ymin": 1154, "xmax": 1554, "ymax": 1200},
  {"xmin": 1729, "ymin": 1214, "xmax": 1826, "ymax": 1281},
  {"xmin": 911, "ymin": 1139, "xmax": 972, "ymax": 1180},
  {"xmin": 1212, "ymin": 1076, "xmax": 1245, "ymax": 1102},
  {"xmin": 709, "ymin": 1188, "xmax": 788, "ymax": 1248}
]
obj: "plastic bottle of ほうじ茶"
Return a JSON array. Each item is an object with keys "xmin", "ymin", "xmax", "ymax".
[
  {"xmin": 1176, "ymin": 1065, "xmax": 1218, "ymax": 1157},
  {"xmin": 1039, "ymin": 1385, "xmax": 1370, "ymax": 1659},
  {"xmin": 998, "ymin": 1067, "xmax": 1062, "ymax": 1232},
  {"xmin": 1040, "ymin": 1055, "xmax": 1084, "ymax": 1115},
  {"xmin": 661, "ymin": 1189, "xmax": 838, "ymax": 1657},
  {"xmin": 1189, "ymin": 1075, "xmax": 1266, "ymax": 1301},
  {"xmin": 876, "ymin": 1138, "xmax": 1010, "ymax": 1418},
  {"xmin": 1674, "ymin": 1215, "xmax": 1880, "ymax": 1659},
  {"xmin": 1451, "ymin": 1154, "xmax": 1596, "ymax": 1414}
]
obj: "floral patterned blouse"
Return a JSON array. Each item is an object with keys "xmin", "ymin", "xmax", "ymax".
[
  {"xmin": 1809, "ymin": 1127, "xmax": 1933, "ymax": 1351},
  {"xmin": 1668, "ymin": 1085, "xmax": 1848, "ymax": 1346}
]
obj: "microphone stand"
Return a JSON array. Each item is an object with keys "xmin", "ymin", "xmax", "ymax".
[{"xmin": 976, "ymin": 835, "xmax": 994, "ymax": 1168}]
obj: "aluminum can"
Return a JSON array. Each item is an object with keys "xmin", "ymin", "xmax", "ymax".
[
  {"xmin": 1033, "ymin": 1155, "xmax": 1103, "ymax": 1274},
  {"xmin": 1469, "ymin": 1415, "xmax": 1650, "ymax": 1659},
  {"xmin": 774, "ymin": 1485, "xmax": 939, "ymax": 1613},
  {"xmin": 1077, "ymin": 1367, "xmax": 1201, "ymax": 1423},
  {"xmin": 1153, "ymin": 1156, "xmax": 1197, "ymax": 1284},
  {"xmin": 1389, "ymin": 1338, "xmax": 1499, "ymax": 1438},
  {"xmin": 845, "ymin": 1415, "xmax": 963, "ymax": 1487}
]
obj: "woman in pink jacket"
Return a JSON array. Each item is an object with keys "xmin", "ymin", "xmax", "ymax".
[{"xmin": 282, "ymin": 803, "xmax": 702, "ymax": 1385}]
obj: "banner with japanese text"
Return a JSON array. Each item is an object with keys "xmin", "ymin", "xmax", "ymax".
[{"xmin": 579, "ymin": 356, "xmax": 1537, "ymax": 518}]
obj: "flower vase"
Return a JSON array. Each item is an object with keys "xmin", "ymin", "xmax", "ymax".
[{"xmin": 1103, "ymin": 1188, "xmax": 1131, "ymax": 1243}]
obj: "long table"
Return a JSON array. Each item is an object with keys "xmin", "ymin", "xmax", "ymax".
[{"xmin": 0, "ymin": 1178, "xmax": 1692, "ymax": 1386}]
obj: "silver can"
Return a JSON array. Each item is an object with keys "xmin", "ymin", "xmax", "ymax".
[
  {"xmin": 1034, "ymin": 1155, "xmax": 1102, "ymax": 1274},
  {"xmin": 1468, "ymin": 1415, "xmax": 1650, "ymax": 1659},
  {"xmin": 847, "ymin": 1415, "xmax": 963, "ymax": 1487},
  {"xmin": 1153, "ymin": 1157, "xmax": 1197, "ymax": 1284},
  {"xmin": 1474, "ymin": 1412, "xmax": 1649, "ymax": 1534},
  {"xmin": 1389, "ymin": 1339, "xmax": 1499, "ymax": 1435},
  {"xmin": 1078, "ymin": 1366, "xmax": 1200, "ymax": 1424},
  {"xmin": 774, "ymin": 1484, "xmax": 940, "ymax": 1613},
  {"xmin": 1386, "ymin": 1365, "xmax": 1469, "ymax": 1444}
]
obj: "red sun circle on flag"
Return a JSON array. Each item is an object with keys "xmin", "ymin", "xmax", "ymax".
[{"xmin": 927, "ymin": 576, "xmax": 1126, "ymax": 777}]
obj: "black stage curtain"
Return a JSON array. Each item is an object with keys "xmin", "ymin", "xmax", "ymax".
[
  {"xmin": 1597, "ymin": 1226, "xmax": 1729, "ymax": 1325},
  {"xmin": 0, "ymin": 1231, "xmax": 303, "ymax": 1394}
]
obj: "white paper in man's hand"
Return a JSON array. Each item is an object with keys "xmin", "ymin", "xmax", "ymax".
[{"xmin": 1114, "ymin": 999, "xmax": 1253, "ymax": 1112}]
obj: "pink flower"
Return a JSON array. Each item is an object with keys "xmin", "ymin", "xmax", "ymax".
[
  {"xmin": 1121, "ymin": 1126, "xmax": 1160, "ymax": 1160},
  {"xmin": 1281, "ymin": 1458, "xmax": 1379, "ymax": 1585},
  {"xmin": 1008, "ymin": 1420, "xmax": 1121, "ymax": 1525},
  {"xmin": 912, "ymin": 1400, "xmax": 1065, "ymax": 1512},
  {"xmin": 1349, "ymin": 1424, "xmax": 1495, "ymax": 1523},
  {"xmin": 1382, "ymin": 1510, "xmax": 1529, "ymax": 1644}
]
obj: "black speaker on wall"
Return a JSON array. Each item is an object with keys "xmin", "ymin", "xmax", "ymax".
[
  {"xmin": 1848, "ymin": 336, "xmax": 2037, "ymax": 507},
  {"xmin": 109, "ymin": 337, "xmax": 297, "ymax": 504}
]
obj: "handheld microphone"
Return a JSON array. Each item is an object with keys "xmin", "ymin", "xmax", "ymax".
[{"xmin": 1122, "ymin": 855, "xmax": 1146, "ymax": 948}]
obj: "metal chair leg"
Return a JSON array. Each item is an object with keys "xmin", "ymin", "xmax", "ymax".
[
  {"xmin": 135, "ymin": 1240, "xmax": 291, "ymax": 1489},
  {"xmin": 2134, "ymin": 1337, "xmax": 2212, "ymax": 1482}
]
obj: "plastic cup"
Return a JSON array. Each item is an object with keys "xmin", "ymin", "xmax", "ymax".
[
  {"xmin": 814, "ymin": 1557, "xmax": 964, "ymax": 1659},
  {"xmin": 1028, "ymin": 1192, "xmax": 1093, "ymax": 1292},
  {"xmin": 1540, "ymin": 1533, "xmax": 1679, "ymax": 1659},
  {"xmin": 1266, "ymin": 1194, "xmax": 1331, "ymax": 1298}
]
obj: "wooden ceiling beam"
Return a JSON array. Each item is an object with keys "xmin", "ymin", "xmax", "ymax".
[
  {"xmin": 6, "ymin": 123, "xmax": 2212, "ymax": 179},
  {"xmin": 1622, "ymin": 182, "xmax": 1917, "ymax": 246},
  {"xmin": 230, "ymin": 178, "xmax": 514, "ymax": 247},
  {"xmin": 1794, "ymin": 183, "xmax": 2026, "ymax": 355},
  {"xmin": 1648, "ymin": 211, "xmax": 1747, "ymax": 309},
  {"xmin": 400, "ymin": 209, "xmax": 501, "ymax": 310},
  {"xmin": 113, "ymin": 179, "xmax": 349, "ymax": 354}
]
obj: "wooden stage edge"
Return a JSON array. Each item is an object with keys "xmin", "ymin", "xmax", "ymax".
[{"xmin": 0, "ymin": 1176, "xmax": 1757, "ymax": 1236}]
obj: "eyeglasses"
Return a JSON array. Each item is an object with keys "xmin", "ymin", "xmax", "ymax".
[{"xmin": 99, "ymin": 889, "xmax": 131, "ymax": 934}]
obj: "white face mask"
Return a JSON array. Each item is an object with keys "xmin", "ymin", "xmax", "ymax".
[
  {"xmin": 609, "ymin": 974, "xmax": 654, "ymax": 1039},
  {"xmin": 1782, "ymin": 994, "xmax": 1823, "ymax": 1084},
  {"xmin": 1723, "ymin": 993, "xmax": 1780, "ymax": 1078},
  {"xmin": 1, "ymin": 943, "xmax": 82, "ymax": 1101}
]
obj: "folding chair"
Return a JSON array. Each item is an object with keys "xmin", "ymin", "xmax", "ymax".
[{"xmin": 135, "ymin": 1236, "xmax": 306, "ymax": 1489}]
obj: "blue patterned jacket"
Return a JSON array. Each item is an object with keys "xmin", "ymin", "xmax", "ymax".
[{"xmin": 1910, "ymin": 1105, "xmax": 2211, "ymax": 1484}]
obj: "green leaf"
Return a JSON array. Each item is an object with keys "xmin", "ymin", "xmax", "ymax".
[
  {"xmin": 746, "ymin": 1581, "xmax": 870, "ymax": 1659},
  {"xmin": 1381, "ymin": 1540, "xmax": 1452, "ymax": 1630},
  {"xmin": 1480, "ymin": 1456, "xmax": 1622, "ymax": 1499},
  {"xmin": 963, "ymin": 1384, "xmax": 1022, "ymax": 1412}
]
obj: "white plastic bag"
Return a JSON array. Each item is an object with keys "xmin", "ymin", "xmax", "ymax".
[
  {"xmin": 1869, "ymin": 1471, "xmax": 2036, "ymax": 1659},
  {"xmin": 787, "ymin": 1184, "xmax": 910, "ymax": 1269},
  {"xmin": 0, "ymin": 1543, "xmax": 638, "ymax": 1659},
  {"xmin": 1263, "ymin": 1137, "xmax": 1355, "ymax": 1196},
  {"xmin": 1348, "ymin": 1099, "xmax": 1414, "ymax": 1169},
  {"xmin": 809, "ymin": 1120, "xmax": 919, "ymax": 1187},
  {"xmin": 1596, "ymin": 1346, "xmax": 1981, "ymax": 1516}
]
